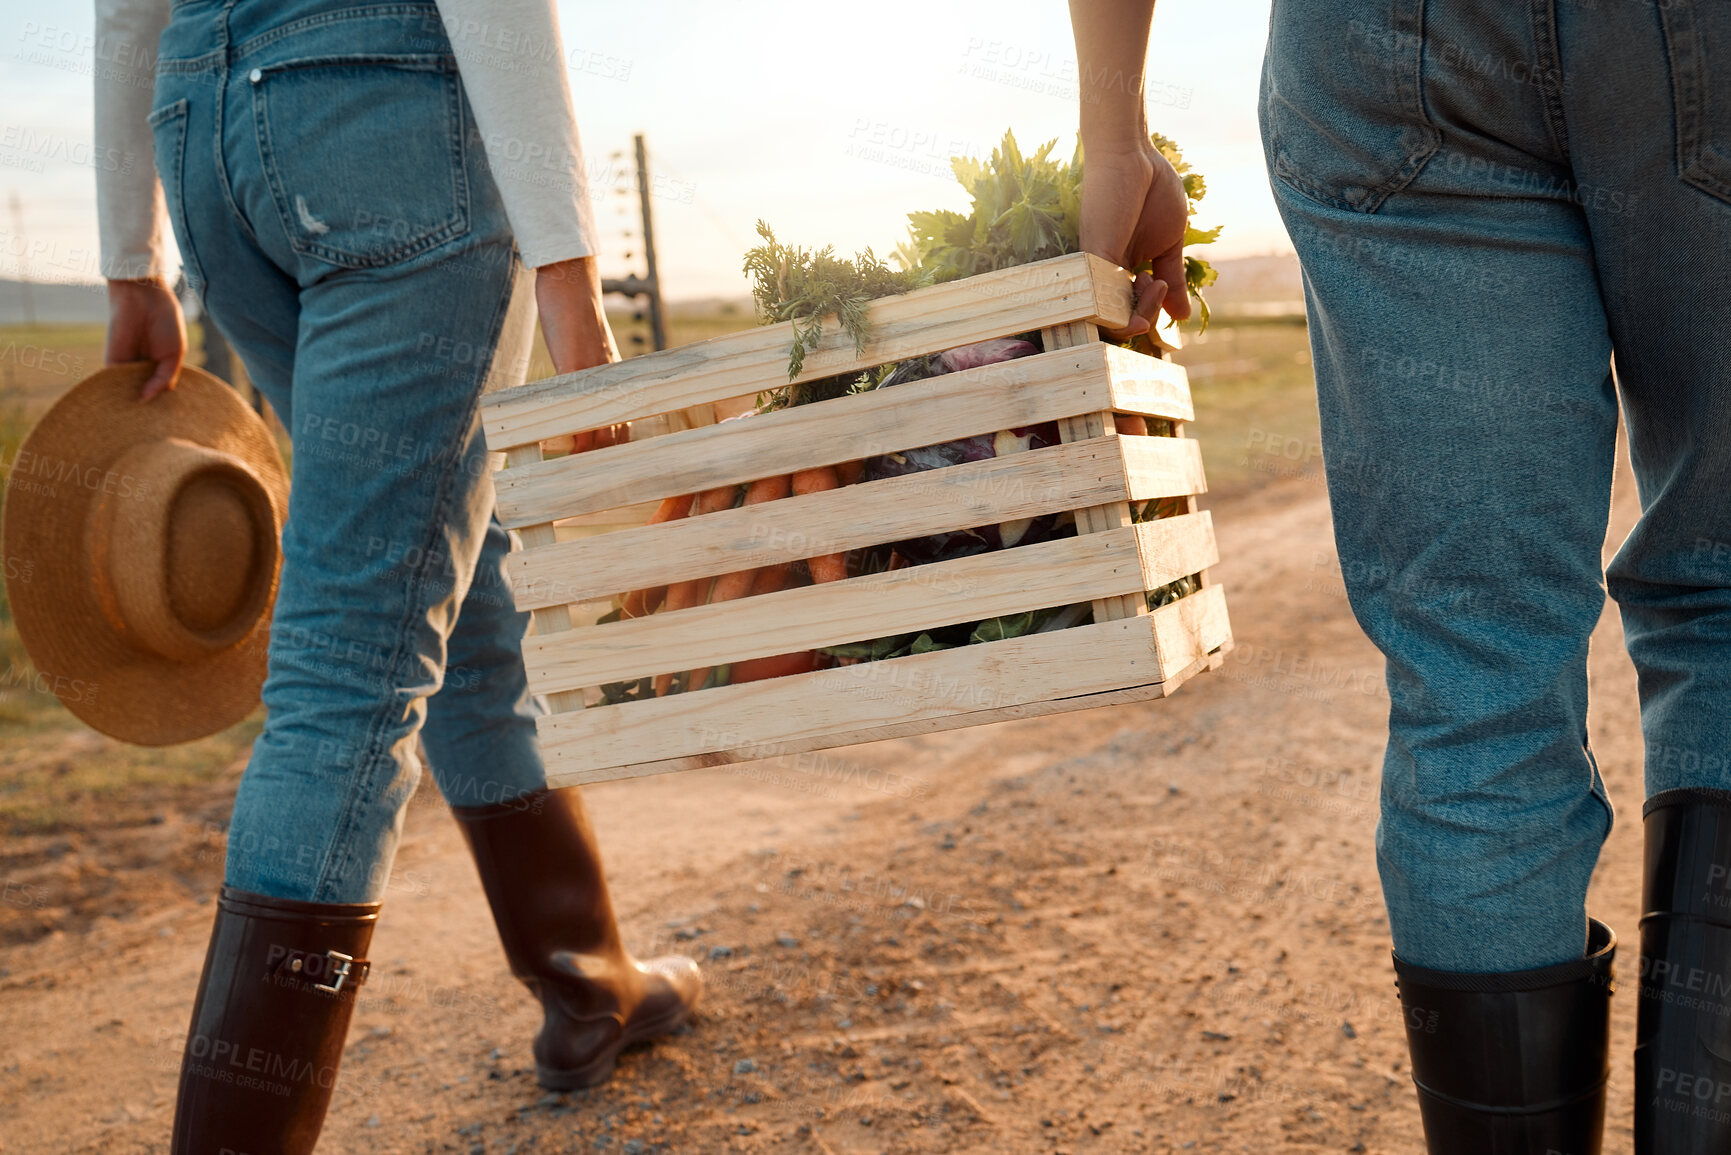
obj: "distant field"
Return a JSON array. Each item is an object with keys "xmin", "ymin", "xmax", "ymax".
[{"xmin": 0, "ymin": 306, "xmax": 1316, "ymax": 834}]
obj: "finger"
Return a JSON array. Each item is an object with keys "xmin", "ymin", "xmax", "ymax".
[
  {"xmin": 1134, "ymin": 277, "xmax": 1167, "ymax": 331},
  {"xmin": 1150, "ymin": 246, "xmax": 1192, "ymax": 322},
  {"xmin": 1098, "ymin": 273, "xmax": 1159, "ymax": 342},
  {"xmin": 138, "ymin": 351, "xmax": 183, "ymax": 402}
]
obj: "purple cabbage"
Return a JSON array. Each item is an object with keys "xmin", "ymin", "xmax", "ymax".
[{"xmin": 864, "ymin": 338, "xmax": 1069, "ymax": 564}]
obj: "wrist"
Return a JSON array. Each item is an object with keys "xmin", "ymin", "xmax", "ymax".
[
  {"xmin": 107, "ymin": 277, "xmax": 174, "ymax": 295},
  {"xmin": 1080, "ymin": 110, "xmax": 1152, "ymax": 158}
]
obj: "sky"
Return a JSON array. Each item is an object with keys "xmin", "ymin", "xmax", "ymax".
[{"xmin": 0, "ymin": 0, "xmax": 1287, "ymax": 302}]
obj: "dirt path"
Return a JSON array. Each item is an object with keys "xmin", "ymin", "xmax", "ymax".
[{"xmin": 0, "ymin": 455, "xmax": 1650, "ymax": 1155}]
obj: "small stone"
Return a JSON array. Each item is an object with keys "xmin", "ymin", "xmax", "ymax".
[
  {"xmin": 367, "ymin": 1116, "xmax": 381, "ymax": 1127},
  {"xmin": 1341, "ymin": 1021, "xmax": 1357, "ymax": 1039},
  {"xmin": 776, "ymin": 933, "xmax": 799, "ymax": 948},
  {"xmin": 490, "ymin": 1047, "xmax": 505, "ymax": 1060},
  {"xmin": 709, "ymin": 945, "xmax": 734, "ymax": 960},
  {"xmin": 733, "ymin": 1058, "xmax": 756, "ymax": 1075}
]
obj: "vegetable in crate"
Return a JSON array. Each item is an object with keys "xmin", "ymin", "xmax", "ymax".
[
  {"xmin": 744, "ymin": 129, "xmax": 1220, "ymax": 380},
  {"xmin": 862, "ymin": 336, "xmax": 1069, "ymax": 561}
]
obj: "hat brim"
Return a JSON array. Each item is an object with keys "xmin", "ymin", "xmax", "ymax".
[{"xmin": 2, "ymin": 363, "xmax": 289, "ymax": 745}]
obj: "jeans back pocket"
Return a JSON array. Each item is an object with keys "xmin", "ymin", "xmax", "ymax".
[
  {"xmin": 250, "ymin": 53, "xmax": 470, "ymax": 268},
  {"xmin": 1261, "ymin": 0, "xmax": 1440, "ymax": 213},
  {"xmin": 1661, "ymin": 0, "xmax": 1731, "ymax": 204}
]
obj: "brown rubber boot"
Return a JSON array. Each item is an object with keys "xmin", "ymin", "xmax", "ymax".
[
  {"xmin": 171, "ymin": 887, "xmax": 379, "ymax": 1154},
  {"xmin": 453, "ymin": 787, "xmax": 702, "ymax": 1090}
]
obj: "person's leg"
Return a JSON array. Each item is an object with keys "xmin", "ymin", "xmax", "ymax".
[
  {"xmin": 1265, "ymin": 0, "xmax": 1619, "ymax": 976},
  {"xmin": 1555, "ymin": 3, "xmax": 1731, "ymax": 1146},
  {"xmin": 153, "ymin": 8, "xmax": 531, "ymax": 1150},
  {"xmin": 1263, "ymin": 0, "xmax": 1623, "ymax": 1148},
  {"xmin": 418, "ymin": 513, "xmax": 546, "ymax": 808}
]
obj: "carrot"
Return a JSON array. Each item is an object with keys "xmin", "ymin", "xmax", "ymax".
[
  {"xmin": 792, "ymin": 467, "xmax": 849, "ymax": 583},
  {"xmin": 622, "ymin": 492, "xmax": 698, "ymax": 618},
  {"xmin": 835, "ymin": 459, "xmax": 865, "ymax": 486},
  {"xmin": 650, "ymin": 483, "xmax": 742, "ymax": 695},
  {"xmin": 730, "ymin": 650, "xmax": 820, "ymax": 684},
  {"xmin": 683, "ymin": 475, "xmax": 792, "ymax": 691},
  {"xmin": 1116, "ymin": 414, "xmax": 1150, "ymax": 436},
  {"xmin": 750, "ymin": 562, "xmax": 797, "ymax": 595}
]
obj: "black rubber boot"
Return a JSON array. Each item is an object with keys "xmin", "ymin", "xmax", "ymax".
[
  {"xmin": 1393, "ymin": 920, "xmax": 1615, "ymax": 1154},
  {"xmin": 170, "ymin": 886, "xmax": 379, "ymax": 1154},
  {"xmin": 1637, "ymin": 788, "xmax": 1731, "ymax": 1153}
]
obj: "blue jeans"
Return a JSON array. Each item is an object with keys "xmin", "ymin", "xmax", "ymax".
[
  {"xmin": 151, "ymin": 0, "xmax": 550, "ymax": 903},
  {"xmin": 1263, "ymin": 0, "xmax": 1731, "ymax": 971}
]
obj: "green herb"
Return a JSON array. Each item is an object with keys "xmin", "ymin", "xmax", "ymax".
[{"xmin": 742, "ymin": 221, "xmax": 929, "ymax": 382}]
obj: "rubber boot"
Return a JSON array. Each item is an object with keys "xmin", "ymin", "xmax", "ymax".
[
  {"xmin": 453, "ymin": 787, "xmax": 703, "ymax": 1090},
  {"xmin": 1637, "ymin": 788, "xmax": 1731, "ymax": 1152},
  {"xmin": 171, "ymin": 887, "xmax": 379, "ymax": 1154},
  {"xmin": 1393, "ymin": 919, "xmax": 1615, "ymax": 1154}
]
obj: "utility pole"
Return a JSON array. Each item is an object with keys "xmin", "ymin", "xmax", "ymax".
[
  {"xmin": 599, "ymin": 134, "xmax": 666, "ymax": 352},
  {"xmin": 8, "ymin": 190, "xmax": 37, "ymax": 327}
]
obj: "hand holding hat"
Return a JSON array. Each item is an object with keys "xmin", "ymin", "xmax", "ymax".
[{"xmin": 2, "ymin": 361, "xmax": 289, "ymax": 745}]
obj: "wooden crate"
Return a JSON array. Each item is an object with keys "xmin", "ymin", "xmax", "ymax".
[{"xmin": 481, "ymin": 252, "xmax": 1233, "ymax": 786}]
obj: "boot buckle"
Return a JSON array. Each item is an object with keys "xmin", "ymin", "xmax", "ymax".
[
  {"xmin": 277, "ymin": 947, "xmax": 367, "ymax": 993},
  {"xmin": 312, "ymin": 950, "xmax": 356, "ymax": 994}
]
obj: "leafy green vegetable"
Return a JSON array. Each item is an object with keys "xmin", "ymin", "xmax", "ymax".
[
  {"xmin": 742, "ymin": 221, "xmax": 930, "ymax": 381},
  {"xmin": 745, "ymin": 129, "xmax": 1222, "ymax": 381},
  {"xmin": 901, "ymin": 129, "xmax": 1219, "ymax": 317}
]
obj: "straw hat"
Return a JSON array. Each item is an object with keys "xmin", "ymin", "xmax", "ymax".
[{"xmin": 2, "ymin": 362, "xmax": 288, "ymax": 745}]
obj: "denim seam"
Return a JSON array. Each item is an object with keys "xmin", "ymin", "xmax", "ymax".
[
  {"xmin": 156, "ymin": 52, "xmax": 222, "ymax": 75},
  {"xmin": 1528, "ymin": 0, "xmax": 1572, "ymax": 164},
  {"xmin": 311, "ymin": 251, "xmax": 519, "ymax": 903},
  {"xmin": 230, "ymin": 4, "xmax": 444, "ymax": 61},
  {"xmin": 249, "ymin": 60, "xmax": 470, "ymax": 268},
  {"xmin": 147, "ymin": 102, "xmax": 204, "ymax": 295},
  {"xmin": 213, "ymin": 0, "xmax": 262, "ymax": 250}
]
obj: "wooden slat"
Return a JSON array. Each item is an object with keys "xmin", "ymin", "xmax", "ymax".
[
  {"xmin": 537, "ymin": 614, "xmax": 1166, "ymax": 774},
  {"xmin": 1122, "ymin": 435, "xmax": 1207, "ymax": 501},
  {"xmin": 502, "ymin": 445, "xmax": 587, "ymax": 715},
  {"xmin": 1101, "ymin": 344, "xmax": 1194, "ymax": 422},
  {"xmin": 481, "ymin": 253, "xmax": 1135, "ymax": 449},
  {"xmin": 508, "ymin": 435, "xmax": 1137, "ymax": 611},
  {"xmin": 1150, "ymin": 584, "xmax": 1232, "ymax": 685},
  {"xmin": 545, "ymin": 681, "xmax": 1173, "ymax": 785},
  {"xmin": 493, "ymin": 343, "xmax": 1194, "ymax": 530},
  {"xmin": 1047, "ymin": 321, "xmax": 1145, "ymax": 625},
  {"xmin": 520, "ymin": 514, "xmax": 1217, "ymax": 696},
  {"xmin": 539, "ymin": 589, "xmax": 1225, "ymax": 785}
]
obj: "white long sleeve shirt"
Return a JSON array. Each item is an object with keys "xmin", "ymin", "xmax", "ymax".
[{"xmin": 93, "ymin": 0, "xmax": 599, "ymax": 280}]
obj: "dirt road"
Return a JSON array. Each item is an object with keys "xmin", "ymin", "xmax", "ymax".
[{"xmin": 0, "ymin": 453, "xmax": 1650, "ymax": 1154}]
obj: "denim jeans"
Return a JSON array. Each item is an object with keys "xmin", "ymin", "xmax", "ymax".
[
  {"xmin": 1263, "ymin": 0, "xmax": 1731, "ymax": 971},
  {"xmin": 150, "ymin": 0, "xmax": 550, "ymax": 903}
]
